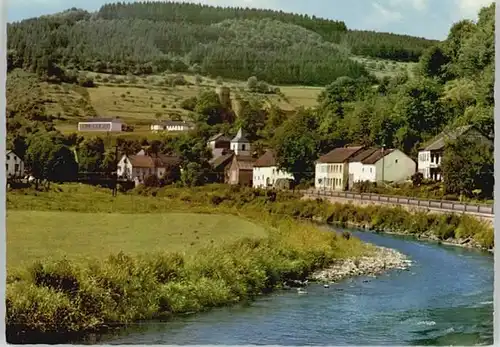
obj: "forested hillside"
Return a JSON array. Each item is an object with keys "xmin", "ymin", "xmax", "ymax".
[{"xmin": 7, "ymin": 1, "xmax": 435, "ymax": 85}]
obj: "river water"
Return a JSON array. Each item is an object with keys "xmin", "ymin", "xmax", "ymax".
[{"xmin": 101, "ymin": 230, "xmax": 494, "ymax": 346}]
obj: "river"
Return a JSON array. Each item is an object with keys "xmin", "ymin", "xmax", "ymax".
[{"xmin": 99, "ymin": 230, "xmax": 494, "ymax": 346}]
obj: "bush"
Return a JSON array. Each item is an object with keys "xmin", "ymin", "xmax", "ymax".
[
  {"xmin": 144, "ymin": 175, "xmax": 160, "ymax": 188},
  {"xmin": 180, "ymin": 96, "xmax": 198, "ymax": 111}
]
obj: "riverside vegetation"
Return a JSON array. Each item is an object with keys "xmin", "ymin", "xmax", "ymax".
[
  {"xmin": 6, "ymin": 183, "xmax": 493, "ymax": 343},
  {"xmin": 6, "ymin": 184, "xmax": 372, "ymax": 343}
]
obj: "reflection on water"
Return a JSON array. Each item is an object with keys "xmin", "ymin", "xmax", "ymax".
[{"xmin": 97, "ymin": 230, "xmax": 493, "ymax": 346}]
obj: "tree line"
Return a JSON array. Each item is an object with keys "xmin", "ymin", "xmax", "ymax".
[
  {"xmin": 96, "ymin": 1, "xmax": 436, "ymax": 61},
  {"xmin": 7, "ymin": 1, "xmax": 436, "ymax": 85}
]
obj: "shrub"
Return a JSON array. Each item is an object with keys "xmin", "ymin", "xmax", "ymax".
[{"xmin": 144, "ymin": 175, "xmax": 160, "ymax": 188}]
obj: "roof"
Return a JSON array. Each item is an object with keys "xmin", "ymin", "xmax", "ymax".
[
  {"xmin": 349, "ymin": 148, "xmax": 395, "ymax": 164},
  {"xmin": 422, "ymin": 125, "xmax": 482, "ymax": 151},
  {"xmin": 231, "ymin": 128, "xmax": 250, "ymax": 143},
  {"xmin": 317, "ymin": 146, "xmax": 364, "ymax": 164},
  {"xmin": 254, "ymin": 150, "xmax": 277, "ymax": 167},
  {"xmin": 362, "ymin": 149, "xmax": 395, "ymax": 164},
  {"xmin": 208, "ymin": 133, "xmax": 232, "ymax": 142},
  {"xmin": 155, "ymin": 120, "xmax": 194, "ymax": 127},
  {"xmin": 6, "ymin": 150, "xmax": 21, "ymax": 158},
  {"xmin": 209, "ymin": 152, "xmax": 234, "ymax": 169},
  {"xmin": 80, "ymin": 118, "xmax": 123, "ymax": 123},
  {"xmin": 232, "ymin": 155, "xmax": 255, "ymax": 171},
  {"xmin": 127, "ymin": 153, "xmax": 181, "ymax": 168}
]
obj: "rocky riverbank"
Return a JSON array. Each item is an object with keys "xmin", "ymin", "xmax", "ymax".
[
  {"xmin": 310, "ymin": 246, "xmax": 411, "ymax": 283},
  {"xmin": 338, "ymin": 220, "xmax": 493, "ymax": 253}
]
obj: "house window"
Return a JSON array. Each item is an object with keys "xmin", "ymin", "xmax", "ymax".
[
  {"xmin": 15, "ymin": 164, "xmax": 19, "ymax": 172},
  {"xmin": 370, "ymin": 168, "xmax": 372, "ymax": 173},
  {"xmin": 6, "ymin": 155, "xmax": 9, "ymax": 160},
  {"xmin": 242, "ymin": 144, "xmax": 246, "ymax": 151},
  {"xmin": 6, "ymin": 164, "xmax": 8, "ymax": 171},
  {"xmin": 362, "ymin": 168, "xmax": 364, "ymax": 172},
  {"xmin": 395, "ymin": 159, "xmax": 398, "ymax": 164}
]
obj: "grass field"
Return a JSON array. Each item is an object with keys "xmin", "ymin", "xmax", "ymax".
[
  {"xmin": 6, "ymin": 210, "xmax": 267, "ymax": 268},
  {"xmin": 42, "ymin": 74, "xmax": 323, "ymax": 138},
  {"xmin": 12, "ymin": 55, "xmax": 411, "ymax": 138}
]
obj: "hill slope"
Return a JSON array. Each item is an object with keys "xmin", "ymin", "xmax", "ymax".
[{"xmin": 7, "ymin": 2, "xmax": 435, "ymax": 86}]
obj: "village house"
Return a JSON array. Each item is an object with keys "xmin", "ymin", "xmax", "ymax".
[
  {"xmin": 252, "ymin": 150, "xmax": 294, "ymax": 188},
  {"xmin": 207, "ymin": 127, "xmax": 255, "ymax": 184},
  {"xmin": 209, "ymin": 152, "xmax": 234, "ymax": 183},
  {"xmin": 5, "ymin": 150, "xmax": 24, "ymax": 178},
  {"xmin": 207, "ymin": 133, "xmax": 232, "ymax": 159},
  {"xmin": 150, "ymin": 120, "xmax": 195, "ymax": 133},
  {"xmin": 348, "ymin": 147, "xmax": 416, "ymax": 184},
  {"xmin": 417, "ymin": 125, "xmax": 492, "ymax": 181},
  {"xmin": 226, "ymin": 128, "xmax": 255, "ymax": 185},
  {"xmin": 227, "ymin": 155, "xmax": 255, "ymax": 186},
  {"xmin": 116, "ymin": 150, "xmax": 181, "ymax": 186},
  {"xmin": 315, "ymin": 146, "xmax": 364, "ymax": 191},
  {"xmin": 78, "ymin": 118, "xmax": 124, "ymax": 132}
]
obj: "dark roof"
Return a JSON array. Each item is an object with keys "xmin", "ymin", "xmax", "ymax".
[
  {"xmin": 232, "ymin": 155, "xmax": 255, "ymax": 171},
  {"xmin": 362, "ymin": 149, "xmax": 395, "ymax": 164},
  {"xmin": 349, "ymin": 148, "xmax": 379, "ymax": 163},
  {"xmin": 127, "ymin": 153, "xmax": 181, "ymax": 168},
  {"xmin": 208, "ymin": 133, "xmax": 232, "ymax": 142},
  {"xmin": 254, "ymin": 150, "xmax": 277, "ymax": 167},
  {"xmin": 231, "ymin": 128, "xmax": 250, "ymax": 143},
  {"xmin": 317, "ymin": 146, "xmax": 364, "ymax": 163},
  {"xmin": 209, "ymin": 152, "xmax": 234, "ymax": 169},
  {"xmin": 349, "ymin": 148, "xmax": 395, "ymax": 164},
  {"xmin": 422, "ymin": 125, "xmax": 486, "ymax": 151},
  {"xmin": 6, "ymin": 150, "xmax": 22, "ymax": 159},
  {"xmin": 81, "ymin": 118, "xmax": 123, "ymax": 123}
]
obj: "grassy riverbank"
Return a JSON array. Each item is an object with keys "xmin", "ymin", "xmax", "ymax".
[
  {"xmin": 6, "ymin": 184, "xmax": 371, "ymax": 343},
  {"xmin": 6, "ymin": 183, "xmax": 493, "ymax": 342}
]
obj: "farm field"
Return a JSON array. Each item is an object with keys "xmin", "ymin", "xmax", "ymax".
[
  {"xmin": 12, "ymin": 53, "xmax": 414, "ymax": 139},
  {"xmin": 42, "ymin": 56, "xmax": 411, "ymax": 131},
  {"xmin": 6, "ymin": 210, "xmax": 268, "ymax": 268}
]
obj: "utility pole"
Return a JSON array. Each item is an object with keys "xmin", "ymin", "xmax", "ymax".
[{"xmin": 112, "ymin": 143, "xmax": 118, "ymax": 197}]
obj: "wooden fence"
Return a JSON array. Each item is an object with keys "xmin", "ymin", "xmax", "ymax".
[{"xmin": 301, "ymin": 189, "xmax": 494, "ymax": 216}]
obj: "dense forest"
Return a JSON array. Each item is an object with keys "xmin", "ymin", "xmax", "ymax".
[{"xmin": 7, "ymin": 1, "xmax": 436, "ymax": 85}]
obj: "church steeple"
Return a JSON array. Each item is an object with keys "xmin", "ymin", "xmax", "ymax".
[{"xmin": 231, "ymin": 127, "xmax": 251, "ymax": 156}]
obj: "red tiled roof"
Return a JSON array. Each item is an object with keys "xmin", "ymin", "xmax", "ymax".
[
  {"xmin": 127, "ymin": 154, "xmax": 181, "ymax": 168},
  {"xmin": 254, "ymin": 150, "xmax": 277, "ymax": 167},
  {"xmin": 317, "ymin": 146, "xmax": 364, "ymax": 163}
]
